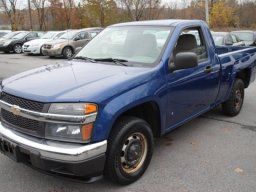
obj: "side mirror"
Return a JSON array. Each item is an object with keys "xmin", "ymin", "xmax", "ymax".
[
  {"xmin": 74, "ymin": 37, "xmax": 80, "ymax": 41},
  {"xmin": 169, "ymin": 52, "xmax": 198, "ymax": 72}
]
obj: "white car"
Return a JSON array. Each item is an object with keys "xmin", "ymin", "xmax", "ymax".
[{"xmin": 22, "ymin": 31, "xmax": 65, "ymax": 55}]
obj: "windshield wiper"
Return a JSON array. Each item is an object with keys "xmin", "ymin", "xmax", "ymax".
[
  {"xmin": 94, "ymin": 58, "xmax": 128, "ymax": 66},
  {"xmin": 72, "ymin": 56, "xmax": 97, "ymax": 63}
]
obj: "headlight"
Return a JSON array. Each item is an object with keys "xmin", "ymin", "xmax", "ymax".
[
  {"xmin": 46, "ymin": 103, "xmax": 97, "ymax": 143},
  {"xmin": 3, "ymin": 41, "xmax": 11, "ymax": 46},
  {"xmin": 53, "ymin": 43, "xmax": 62, "ymax": 49}
]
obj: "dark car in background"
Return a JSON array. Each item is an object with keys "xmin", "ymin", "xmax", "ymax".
[
  {"xmin": 231, "ymin": 30, "xmax": 256, "ymax": 46},
  {"xmin": 212, "ymin": 32, "xmax": 245, "ymax": 46},
  {"xmin": 0, "ymin": 30, "xmax": 11, "ymax": 38},
  {"xmin": 0, "ymin": 31, "xmax": 24, "ymax": 43},
  {"xmin": 0, "ymin": 31, "xmax": 45, "ymax": 53}
]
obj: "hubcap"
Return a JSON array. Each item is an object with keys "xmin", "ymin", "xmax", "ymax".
[
  {"xmin": 235, "ymin": 89, "xmax": 242, "ymax": 111},
  {"xmin": 65, "ymin": 48, "xmax": 72, "ymax": 58},
  {"xmin": 120, "ymin": 132, "xmax": 148, "ymax": 174},
  {"xmin": 14, "ymin": 45, "xmax": 22, "ymax": 53}
]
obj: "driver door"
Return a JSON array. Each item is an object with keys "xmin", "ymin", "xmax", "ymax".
[{"xmin": 166, "ymin": 26, "xmax": 220, "ymax": 130}]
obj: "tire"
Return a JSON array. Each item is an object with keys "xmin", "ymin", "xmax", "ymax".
[
  {"xmin": 62, "ymin": 47, "xmax": 73, "ymax": 59},
  {"xmin": 222, "ymin": 79, "xmax": 244, "ymax": 116},
  {"xmin": 13, "ymin": 44, "xmax": 22, "ymax": 54},
  {"xmin": 40, "ymin": 46, "xmax": 45, "ymax": 56},
  {"xmin": 104, "ymin": 116, "xmax": 154, "ymax": 185}
]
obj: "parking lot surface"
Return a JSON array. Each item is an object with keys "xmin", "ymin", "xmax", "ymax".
[{"xmin": 0, "ymin": 53, "xmax": 256, "ymax": 192}]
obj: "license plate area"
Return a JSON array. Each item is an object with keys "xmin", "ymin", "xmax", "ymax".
[{"xmin": 0, "ymin": 137, "xmax": 19, "ymax": 161}]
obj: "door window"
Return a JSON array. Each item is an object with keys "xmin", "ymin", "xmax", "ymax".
[{"xmin": 173, "ymin": 27, "xmax": 208, "ymax": 62}]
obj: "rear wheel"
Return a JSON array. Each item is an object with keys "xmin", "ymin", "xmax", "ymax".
[
  {"xmin": 13, "ymin": 44, "xmax": 22, "ymax": 54},
  {"xmin": 222, "ymin": 79, "xmax": 244, "ymax": 116},
  {"xmin": 62, "ymin": 47, "xmax": 73, "ymax": 59},
  {"xmin": 104, "ymin": 116, "xmax": 154, "ymax": 185}
]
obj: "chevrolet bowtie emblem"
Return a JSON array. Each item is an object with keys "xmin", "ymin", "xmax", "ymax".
[{"xmin": 10, "ymin": 105, "xmax": 21, "ymax": 116}]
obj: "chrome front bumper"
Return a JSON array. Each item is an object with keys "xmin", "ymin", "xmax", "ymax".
[{"xmin": 0, "ymin": 123, "xmax": 107, "ymax": 162}]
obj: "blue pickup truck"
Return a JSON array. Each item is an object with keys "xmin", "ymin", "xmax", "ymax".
[{"xmin": 0, "ymin": 20, "xmax": 256, "ymax": 185}]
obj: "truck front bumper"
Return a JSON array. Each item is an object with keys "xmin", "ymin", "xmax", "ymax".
[{"xmin": 0, "ymin": 123, "xmax": 107, "ymax": 178}]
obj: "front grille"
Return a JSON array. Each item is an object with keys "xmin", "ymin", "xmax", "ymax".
[
  {"xmin": 43, "ymin": 44, "xmax": 52, "ymax": 49},
  {"xmin": 0, "ymin": 92, "xmax": 46, "ymax": 137},
  {"xmin": 1, "ymin": 92, "xmax": 44, "ymax": 112},
  {"xmin": 1, "ymin": 109, "xmax": 39, "ymax": 131}
]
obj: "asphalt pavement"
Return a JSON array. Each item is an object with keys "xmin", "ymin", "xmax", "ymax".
[{"xmin": 0, "ymin": 53, "xmax": 256, "ymax": 192}]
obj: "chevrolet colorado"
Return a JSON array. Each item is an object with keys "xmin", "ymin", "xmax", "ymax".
[{"xmin": 0, "ymin": 20, "xmax": 256, "ymax": 185}]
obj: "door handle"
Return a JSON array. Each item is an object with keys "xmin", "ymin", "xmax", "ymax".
[{"xmin": 204, "ymin": 66, "xmax": 212, "ymax": 73}]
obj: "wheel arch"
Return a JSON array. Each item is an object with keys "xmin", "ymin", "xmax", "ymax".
[
  {"xmin": 62, "ymin": 45, "xmax": 75, "ymax": 55},
  {"xmin": 95, "ymin": 99, "xmax": 162, "ymax": 142},
  {"xmin": 236, "ymin": 68, "xmax": 251, "ymax": 88}
]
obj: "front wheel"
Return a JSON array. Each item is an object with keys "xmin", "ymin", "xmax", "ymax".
[
  {"xmin": 62, "ymin": 47, "xmax": 73, "ymax": 59},
  {"xmin": 13, "ymin": 44, "xmax": 22, "ymax": 54},
  {"xmin": 40, "ymin": 46, "xmax": 45, "ymax": 56},
  {"xmin": 104, "ymin": 116, "xmax": 154, "ymax": 185},
  {"xmin": 222, "ymin": 79, "xmax": 244, "ymax": 116}
]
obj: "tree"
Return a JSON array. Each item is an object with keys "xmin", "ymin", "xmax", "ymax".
[
  {"xmin": 32, "ymin": 0, "xmax": 47, "ymax": 30},
  {"xmin": 0, "ymin": 0, "xmax": 21, "ymax": 30},
  {"xmin": 48, "ymin": 0, "xmax": 65, "ymax": 29},
  {"xmin": 62, "ymin": 0, "xmax": 75, "ymax": 28},
  {"xmin": 210, "ymin": 0, "xmax": 238, "ymax": 28},
  {"xmin": 83, "ymin": 0, "xmax": 118, "ymax": 27},
  {"xmin": 120, "ymin": 0, "xmax": 162, "ymax": 21}
]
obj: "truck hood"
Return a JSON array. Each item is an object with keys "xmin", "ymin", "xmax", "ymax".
[{"xmin": 2, "ymin": 61, "xmax": 153, "ymax": 103}]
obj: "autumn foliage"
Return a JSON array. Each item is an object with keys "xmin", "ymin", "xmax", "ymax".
[{"xmin": 0, "ymin": 0, "xmax": 256, "ymax": 31}]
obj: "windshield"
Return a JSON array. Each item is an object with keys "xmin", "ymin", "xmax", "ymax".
[
  {"xmin": 212, "ymin": 34, "xmax": 225, "ymax": 46},
  {"xmin": 76, "ymin": 26, "xmax": 173, "ymax": 67},
  {"xmin": 59, "ymin": 31, "xmax": 77, "ymax": 40},
  {"xmin": 231, "ymin": 32, "xmax": 253, "ymax": 41},
  {"xmin": 41, "ymin": 32, "xmax": 57, "ymax": 39},
  {"xmin": 2, "ymin": 32, "xmax": 18, "ymax": 39},
  {"xmin": 53, "ymin": 32, "xmax": 64, "ymax": 39},
  {"xmin": 0, "ymin": 32, "xmax": 7, "ymax": 37},
  {"xmin": 11, "ymin": 32, "xmax": 29, "ymax": 39}
]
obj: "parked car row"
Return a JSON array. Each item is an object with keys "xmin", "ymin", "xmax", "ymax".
[
  {"xmin": 0, "ymin": 28, "xmax": 103, "ymax": 58},
  {"xmin": 0, "ymin": 31, "xmax": 45, "ymax": 53},
  {"xmin": 211, "ymin": 30, "xmax": 256, "ymax": 47}
]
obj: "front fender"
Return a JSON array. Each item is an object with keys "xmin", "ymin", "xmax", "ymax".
[{"xmin": 91, "ymin": 78, "xmax": 166, "ymax": 142}]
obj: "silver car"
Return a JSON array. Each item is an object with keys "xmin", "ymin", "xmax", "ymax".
[{"xmin": 42, "ymin": 28, "xmax": 103, "ymax": 59}]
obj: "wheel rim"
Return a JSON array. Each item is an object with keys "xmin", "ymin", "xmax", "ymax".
[
  {"xmin": 120, "ymin": 132, "xmax": 148, "ymax": 174},
  {"xmin": 14, "ymin": 45, "xmax": 22, "ymax": 53},
  {"xmin": 65, "ymin": 48, "xmax": 72, "ymax": 58},
  {"xmin": 235, "ymin": 89, "xmax": 243, "ymax": 111}
]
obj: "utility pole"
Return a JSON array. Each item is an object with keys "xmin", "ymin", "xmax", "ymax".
[
  {"xmin": 28, "ymin": 0, "xmax": 33, "ymax": 30},
  {"xmin": 205, "ymin": 0, "xmax": 209, "ymax": 24}
]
